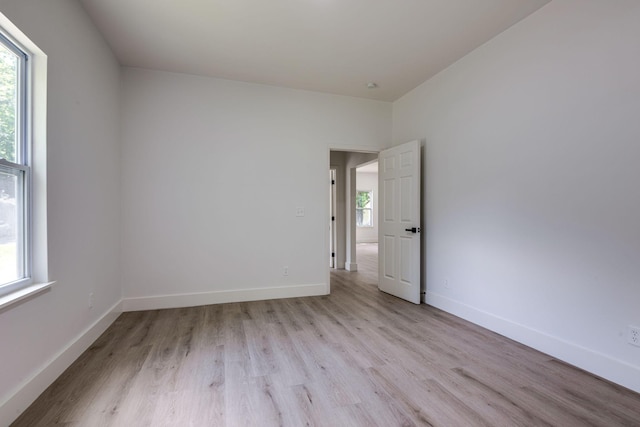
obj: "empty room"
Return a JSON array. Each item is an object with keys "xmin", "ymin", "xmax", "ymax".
[{"xmin": 1, "ymin": 0, "xmax": 639, "ymax": 425}]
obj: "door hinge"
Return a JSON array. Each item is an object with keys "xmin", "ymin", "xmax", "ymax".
[
  {"xmin": 331, "ymin": 216, "xmax": 335, "ymax": 221},
  {"xmin": 331, "ymin": 179, "xmax": 335, "ymax": 185},
  {"xmin": 331, "ymin": 252, "xmax": 335, "ymax": 258}
]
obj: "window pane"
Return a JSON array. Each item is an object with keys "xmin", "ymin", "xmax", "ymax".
[
  {"xmin": 0, "ymin": 169, "xmax": 23, "ymax": 285},
  {"xmin": 356, "ymin": 191, "xmax": 372, "ymax": 209},
  {"xmin": 356, "ymin": 190, "xmax": 373, "ymax": 227},
  {"xmin": 362, "ymin": 209, "xmax": 372, "ymax": 227},
  {"xmin": 0, "ymin": 42, "xmax": 18, "ymax": 164},
  {"xmin": 356, "ymin": 208, "xmax": 372, "ymax": 227}
]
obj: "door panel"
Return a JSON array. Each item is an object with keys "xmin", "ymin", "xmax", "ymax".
[
  {"xmin": 378, "ymin": 140, "xmax": 421, "ymax": 304},
  {"xmin": 383, "ymin": 179, "xmax": 395, "ymax": 221},
  {"xmin": 383, "ymin": 235, "xmax": 395, "ymax": 279}
]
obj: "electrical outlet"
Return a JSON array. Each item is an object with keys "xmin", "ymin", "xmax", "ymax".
[
  {"xmin": 89, "ymin": 292, "xmax": 94, "ymax": 309},
  {"xmin": 283, "ymin": 266, "xmax": 289, "ymax": 276},
  {"xmin": 629, "ymin": 325, "xmax": 640, "ymax": 347}
]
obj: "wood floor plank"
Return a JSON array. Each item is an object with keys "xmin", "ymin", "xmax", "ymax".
[
  {"xmin": 11, "ymin": 243, "xmax": 640, "ymax": 426},
  {"xmin": 224, "ymin": 359, "xmax": 252, "ymax": 427},
  {"xmin": 289, "ymin": 382, "xmax": 350, "ymax": 427},
  {"xmin": 243, "ymin": 319, "xmax": 279, "ymax": 378},
  {"xmin": 266, "ymin": 322, "xmax": 312, "ymax": 388}
]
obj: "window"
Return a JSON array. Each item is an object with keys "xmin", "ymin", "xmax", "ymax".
[
  {"xmin": 356, "ymin": 190, "xmax": 373, "ymax": 227},
  {"xmin": 0, "ymin": 32, "xmax": 30, "ymax": 296}
]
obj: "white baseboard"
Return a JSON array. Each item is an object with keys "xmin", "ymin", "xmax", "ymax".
[
  {"xmin": 122, "ymin": 283, "xmax": 328, "ymax": 312},
  {"xmin": 0, "ymin": 300, "xmax": 123, "ymax": 426},
  {"xmin": 426, "ymin": 291, "xmax": 640, "ymax": 393},
  {"xmin": 345, "ymin": 263, "xmax": 358, "ymax": 272},
  {"xmin": 356, "ymin": 239, "xmax": 378, "ymax": 244}
]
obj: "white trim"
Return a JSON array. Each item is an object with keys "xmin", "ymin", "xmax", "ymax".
[
  {"xmin": 426, "ymin": 291, "xmax": 640, "ymax": 393},
  {"xmin": 122, "ymin": 283, "xmax": 327, "ymax": 312},
  {"xmin": 345, "ymin": 263, "xmax": 358, "ymax": 272},
  {"xmin": 326, "ymin": 148, "xmax": 332, "ymax": 293},
  {"xmin": 0, "ymin": 281, "xmax": 53, "ymax": 310},
  {"xmin": 329, "ymin": 168, "xmax": 337, "ymax": 269},
  {"xmin": 0, "ymin": 300, "xmax": 123, "ymax": 426}
]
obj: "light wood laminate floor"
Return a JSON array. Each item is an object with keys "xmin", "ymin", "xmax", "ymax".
[{"xmin": 13, "ymin": 243, "xmax": 640, "ymax": 426}]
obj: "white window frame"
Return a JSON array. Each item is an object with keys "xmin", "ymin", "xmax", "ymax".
[
  {"xmin": 0, "ymin": 30, "xmax": 32, "ymax": 298},
  {"xmin": 356, "ymin": 189, "xmax": 373, "ymax": 228}
]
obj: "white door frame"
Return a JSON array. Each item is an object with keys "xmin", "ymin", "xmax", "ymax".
[
  {"xmin": 329, "ymin": 168, "xmax": 337, "ymax": 268},
  {"xmin": 346, "ymin": 165, "xmax": 358, "ymax": 271}
]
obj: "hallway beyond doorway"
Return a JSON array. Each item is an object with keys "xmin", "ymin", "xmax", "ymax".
[
  {"xmin": 330, "ymin": 243, "xmax": 377, "ymax": 291},
  {"xmin": 355, "ymin": 242, "xmax": 377, "ymax": 278}
]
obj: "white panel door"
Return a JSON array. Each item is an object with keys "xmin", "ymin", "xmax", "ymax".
[{"xmin": 378, "ymin": 140, "xmax": 421, "ymax": 304}]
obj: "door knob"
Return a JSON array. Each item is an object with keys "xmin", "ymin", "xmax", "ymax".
[{"xmin": 405, "ymin": 227, "xmax": 420, "ymax": 233}]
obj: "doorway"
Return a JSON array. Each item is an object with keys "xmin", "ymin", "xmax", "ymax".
[
  {"xmin": 328, "ymin": 141, "xmax": 422, "ymax": 304},
  {"xmin": 328, "ymin": 150, "xmax": 378, "ymax": 279}
]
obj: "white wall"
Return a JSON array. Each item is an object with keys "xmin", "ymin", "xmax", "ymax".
[
  {"xmin": 0, "ymin": 0, "xmax": 122, "ymax": 423},
  {"xmin": 3, "ymin": 2, "xmax": 637, "ymax": 423},
  {"xmin": 355, "ymin": 171, "xmax": 378, "ymax": 243},
  {"xmin": 393, "ymin": 0, "xmax": 640, "ymax": 392},
  {"xmin": 121, "ymin": 68, "xmax": 391, "ymax": 308}
]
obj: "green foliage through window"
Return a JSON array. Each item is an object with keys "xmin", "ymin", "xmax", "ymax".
[
  {"xmin": 0, "ymin": 44, "xmax": 17, "ymax": 163},
  {"xmin": 356, "ymin": 190, "xmax": 372, "ymax": 227},
  {"xmin": 356, "ymin": 191, "xmax": 371, "ymax": 209}
]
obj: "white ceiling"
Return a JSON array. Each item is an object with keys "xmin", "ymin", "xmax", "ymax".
[
  {"xmin": 79, "ymin": 0, "xmax": 550, "ymax": 102},
  {"xmin": 357, "ymin": 161, "xmax": 378, "ymax": 174}
]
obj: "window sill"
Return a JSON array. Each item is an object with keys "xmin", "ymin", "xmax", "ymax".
[{"xmin": 0, "ymin": 281, "xmax": 55, "ymax": 311}]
